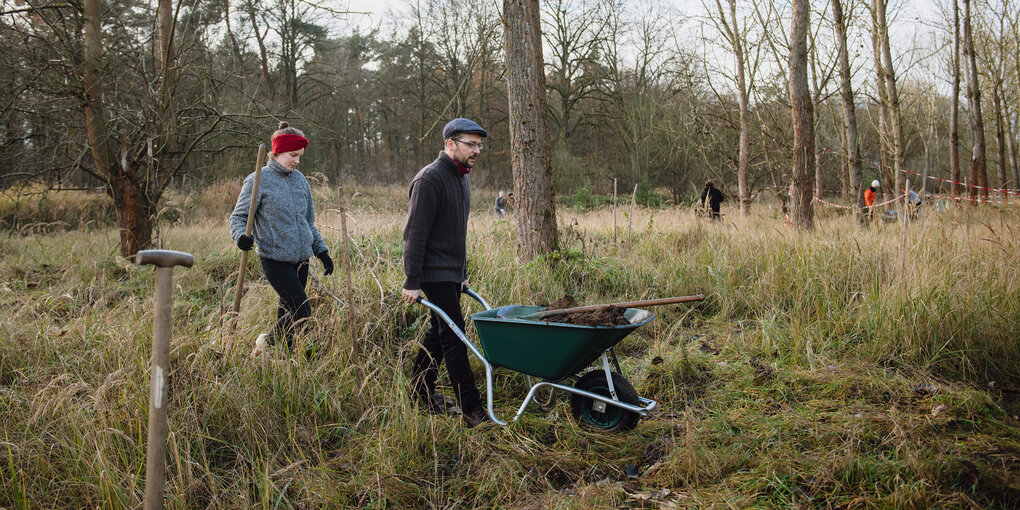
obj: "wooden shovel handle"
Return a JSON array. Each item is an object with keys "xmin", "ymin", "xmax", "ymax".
[
  {"xmin": 525, "ymin": 294, "xmax": 705, "ymax": 320},
  {"xmin": 229, "ymin": 143, "xmax": 267, "ymax": 336}
]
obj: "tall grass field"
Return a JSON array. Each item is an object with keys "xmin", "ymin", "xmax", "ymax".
[{"xmin": 1, "ymin": 183, "xmax": 1018, "ymax": 508}]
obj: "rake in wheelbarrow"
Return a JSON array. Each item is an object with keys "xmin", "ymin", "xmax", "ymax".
[{"xmin": 417, "ymin": 289, "xmax": 659, "ymax": 431}]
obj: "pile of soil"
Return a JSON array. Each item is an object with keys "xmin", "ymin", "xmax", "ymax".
[{"xmin": 541, "ymin": 294, "xmax": 630, "ymax": 327}]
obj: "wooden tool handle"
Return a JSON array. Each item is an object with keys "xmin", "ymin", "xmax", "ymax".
[
  {"xmin": 525, "ymin": 294, "xmax": 705, "ymax": 320},
  {"xmin": 230, "ymin": 144, "xmax": 268, "ymax": 336}
]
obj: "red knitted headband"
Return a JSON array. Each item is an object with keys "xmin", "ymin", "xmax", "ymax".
[{"xmin": 272, "ymin": 133, "xmax": 308, "ymax": 154}]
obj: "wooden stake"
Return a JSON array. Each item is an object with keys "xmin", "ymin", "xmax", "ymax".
[
  {"xmin": 629, "ymin": 183, "xmax": 637, "ymax": 243},
  {"xmin": 901, "ymin": 179, "xmax": 910, "ymax": 275},
  {"xmin": 613, "ymin": 178, "xmax": 618, "ymax": 243}
]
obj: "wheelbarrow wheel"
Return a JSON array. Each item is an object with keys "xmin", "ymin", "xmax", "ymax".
[{"xmin": 570, "ymin": 371, "xmax": 641, "ymax": 431}]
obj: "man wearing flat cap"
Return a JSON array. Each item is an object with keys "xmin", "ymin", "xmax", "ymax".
[{"xmin": 402, "ymin": 118, "xmax": 491, "ymax": 428}]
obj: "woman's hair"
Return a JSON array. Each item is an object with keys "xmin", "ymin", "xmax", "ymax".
[
  {"xmin": 270, "ymin": 121, "xmax": 305, "ymax": 155},
  {"xmin": 705, "ymin": 180, "xmax": 714, "ymax": 187}
]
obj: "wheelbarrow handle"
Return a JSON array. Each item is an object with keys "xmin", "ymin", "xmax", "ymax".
[
  {"xmin": 462, "ymin": 287, "xmax": 492, "ymax": 310},
  {"xmin": 412, "ymin": 288, "xmax": 492, "ymax": 311},
  {"xmin": 415, "ymin": 296, "xmax": 505, "ymax": 426}
]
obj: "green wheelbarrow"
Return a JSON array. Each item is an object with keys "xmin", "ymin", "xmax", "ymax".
[{"xmin": 417, "ymin": 289, "xmax": 657, "ymax": 431}]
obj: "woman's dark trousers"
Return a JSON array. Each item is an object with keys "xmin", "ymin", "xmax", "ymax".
[
  {"xmin": 260, "ymin": 258, "xmax": 310, "ymax": 350},
  {"xmin": 411, "ymin": 281, "xmax": 482, "ymax": 413}
]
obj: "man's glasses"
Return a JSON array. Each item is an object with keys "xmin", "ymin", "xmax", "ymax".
[{"xmin": 453, "ymin": 139, "xmax": 484, "ymax": 151}]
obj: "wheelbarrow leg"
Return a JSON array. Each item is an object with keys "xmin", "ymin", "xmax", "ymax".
[
  {"xmin": 600, "ymin": 351, "xmax": 619, "ymax": 401},
  {"xmin": 608, "ymin": 348, "xmax": 623, "ymax": 375},
  {"xmin": 417, "ymin": 296, "xmax": 506, "ymax": 426}
]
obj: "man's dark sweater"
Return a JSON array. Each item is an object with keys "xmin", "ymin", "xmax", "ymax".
[
  {"xmin": 701, "ymin": 186, "xmax": 725, "ymax": 212},
  {"xmin": 403, "ymin": 152, "xmax": 471, "ymax": 290}
]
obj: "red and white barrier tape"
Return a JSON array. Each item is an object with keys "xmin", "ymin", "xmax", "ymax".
[
  {"xmin": 901, "ymin": 169, "xmax": 1020, "ymax": 196},
  {"xmin": 922, "ymin": 193, "xmax": 1019, "ymax": 206},
  {"xmin": 814, "ymin": 145, "xmax": 1019, "ymax": 196},
  {"xmin": 814, "ymin": 193, "xmax": 907, "ymax": 210}
]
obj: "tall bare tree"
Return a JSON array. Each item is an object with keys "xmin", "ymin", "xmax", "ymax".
[
  {"xmin": 963, "ymin": 0, "xmax": 989, "ymax": 201},
  {"xmin": 542, "ymin": 0, "xmax": 609, "ymax": 146},
  {"xmin": 504, "ymin": 0, "xmax": 558, "ymax": 258},
  {"xmin": 789, "ymin": 0, "xmax": 814, "ymax": 230},
  {"xmin": 82, "ymin": 0, "xmax": 152, "ymax": 255},
  {"xmin": 712, "ymin": 0, "xmax": 751, "ymax": 215},
  {"xmin": 830, "ymin": 0, "xmax": 865, "ymax": 221},
  {"xmin": 951, "ymin": 0, "xmax": 963, "ymax": 196},
  {"xmin": 871, "ymin": 0, "xmax": 905, "ymax": 193}
]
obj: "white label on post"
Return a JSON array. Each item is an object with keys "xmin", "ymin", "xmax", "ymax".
[{"xmin": 152, "ymin": 365, "xmax": 165, "ymax": 409}]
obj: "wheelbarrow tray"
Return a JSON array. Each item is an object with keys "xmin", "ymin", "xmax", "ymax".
[{"xmin": 468, "ymin": 305, "xmax": 655, "ymax": 381}]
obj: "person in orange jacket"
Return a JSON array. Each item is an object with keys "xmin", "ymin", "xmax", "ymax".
[{"xmin": 864, "ymin": 179, "xmax": 879, "ymax": 222}]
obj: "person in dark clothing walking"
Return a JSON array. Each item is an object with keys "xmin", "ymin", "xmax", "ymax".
[
  {"xmin": 230, "ymin": 122, "xmax": 333, "ymax": 355},
  {"xmin": 700, "ymin": 180, "xmax": 725, "ymax": 220},
  {"xmin": 401, "ymin": 118, "xmax": 491, "ymax": 428}
]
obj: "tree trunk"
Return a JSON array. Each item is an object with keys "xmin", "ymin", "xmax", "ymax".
[
  {"xmin": 224, "ymin": 2, "xmax": 247, "ymax": 72},
  {"xmin": 963, "ymin": 0, "xmax": 988, "ymax": 202},
  {"xmin": 951, "ymin": 0, "xmax": 962, "ymax": 197},
  {"xmin": 869, "ymin": 7, "xmax": 893, "ymax": 193},
  {"xmin": 111, "ymin": 168, "xmax": 154, "ymax": 256},
  {"xmin": 808, "ymin": 27, "xmax": 823, "ymax": 201},
  {"xmin": 730, "ymin": 0, "xmax": 751, "ymax": 216},
  {"xmin": 503, "ymin": 0, "xmax": 558, "ymax": 259},
  {"xmin": 82, "ymin": 0, "xmax": 111, "ymax": 181},
  {"xmin": 993, "ymin": 84, "xmax": 1008, "ymax": 200},
  {"xmin": 83, "ymin": 0, "xmax": 153, "ymax": 256},
  {"xmin": 1007, "ymin": 103, "xmax": 1020, "ymax": 192},
  {"xmin": 155, "ymin": 0, "xmax": 176, "ymax": 166},
  {"xmin": 831, "ymin": 0, "xmax": 866, "ymax": 222},
  {"xmin": 875, "ymin": 0, "xmax": 905, "ymax": 193},
  {"xmin": 246, "ymin": 1, "xmax": 275, "ymax": 103},
  {"xmin": 713, "ymin": 0, "xmax": 750, "ymax": 216},
  {"xmin": 789, "ymin": 0, "xmax": 814, "ymax": 231}
]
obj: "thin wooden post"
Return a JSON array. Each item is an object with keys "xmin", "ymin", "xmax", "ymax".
[
  {"xmin": 613, "ymin": 178, "xmax": 618, "ymax": 243},
  {"xmin": 903, "ymin": 179, "xmax": 911, "ymax": 230},
  {"xmin": 338, "ymin": 187, "xmax": 367, "ymax": 415},
  {"xmin": 629, "ymin": 183, "xmax": 637, "ymax": 243},
  {"xmin": 901, "ymin": 179, "xmax": 910, "ymax": 275}
]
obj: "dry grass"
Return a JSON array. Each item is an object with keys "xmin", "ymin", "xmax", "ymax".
[{"xmin": 1, "ymin": 186, "xmax": 1018, "ymax": 508}]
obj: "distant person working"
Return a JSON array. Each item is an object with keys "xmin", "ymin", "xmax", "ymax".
[
  {"xmin": 864, "ymin": 179, "xmax": 879, "ymax": 223},
  {"xmin": 494, "ymin": 190, "xmax": 507, "ymax": 217},
  {"xmin": 700, "ymin": 181, "xmax": 725, "ymax": 220}
]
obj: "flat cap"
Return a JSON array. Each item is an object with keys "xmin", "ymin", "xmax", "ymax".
[{"xmin": 442, "ymin": 118, "xmax": 488, "ymax": 139}]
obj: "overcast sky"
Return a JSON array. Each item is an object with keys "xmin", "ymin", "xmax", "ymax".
[{"xmin": 329, "ymin": 0, "xmax": 950, "ymax": 90}]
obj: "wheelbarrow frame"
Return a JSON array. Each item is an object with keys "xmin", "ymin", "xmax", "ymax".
[{"xmin": 417, "ymin": 289, "xmax": 657, "ymax": 427}]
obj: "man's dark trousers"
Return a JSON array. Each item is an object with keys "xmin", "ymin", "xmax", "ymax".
[{"xmin": 411, "ymin": 281, "xmax": 482, "ymax": 413}]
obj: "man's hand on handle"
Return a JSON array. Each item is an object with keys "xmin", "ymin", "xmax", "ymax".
[
  {"xmin": 402, "ymin": 288, "xmax": 421, "ymax": 303},
  {"xmin": 403, "ymin": 280, "xmax": 468, "ymax": 304}
]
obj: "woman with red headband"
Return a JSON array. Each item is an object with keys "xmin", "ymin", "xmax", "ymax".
[{"xmin": 230, "ymin": 122, "xmax": 333, "ymax": 354}]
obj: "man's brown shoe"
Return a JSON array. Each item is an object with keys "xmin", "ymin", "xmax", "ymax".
[{"xmin": 462, "ymin": 407, "xmax": 493, "ymax": 428}]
